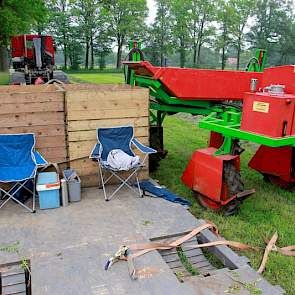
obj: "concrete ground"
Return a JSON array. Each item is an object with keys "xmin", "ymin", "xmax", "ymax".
[{"xmin": 0, "ymin": 186, "xmax": 283, "ymax": 295}]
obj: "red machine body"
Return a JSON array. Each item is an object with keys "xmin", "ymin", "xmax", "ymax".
[
  {"xmin": 241, "ymin": 91, "xmax": 295, "ymax": 137},
  {"xmin": 182, "ymin": 148, "xmax": 240, "ymax": 203},
  {"xmin": 11, "ymin": 35, "xmax": 55, "ymax": 67},
  {"xmin": 9, "ymin": 34, "xmax": 63, "ymax": 85},
  {"xmin": 126, "ymin": 61, "xmax": 262, "ymax": 100},
  {"xmin": 249, "ymin": 146, "xmax": 295, "ymax": 187}
]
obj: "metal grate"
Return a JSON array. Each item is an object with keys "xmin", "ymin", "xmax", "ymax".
[
  {"xmin": 0, "ymin": 261, "xmax": 31, "ymax": 295},
  {"xmin": 151, "ymin": 232, "xmax": 224, "ymax": 282}
]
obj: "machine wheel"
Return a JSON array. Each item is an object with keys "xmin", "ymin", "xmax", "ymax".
[{"xmin": 195, "ymin": 162, "xmax": 244, "ymax": 216}]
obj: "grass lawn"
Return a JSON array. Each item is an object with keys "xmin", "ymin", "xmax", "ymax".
[
  {"xmin": 67, "ymin": 72, "xmax": 124, "ymax": 84},
  {"xmin": 152, "ymin": 116, "xmax": 295, "ymax": 294},
  {"xmin": 68, "ymin": 71, "xmax": 294, "ymax": 293},
  {"xmin": 0, "ymin": 72, "xmax": 9, "ymax": 85}
]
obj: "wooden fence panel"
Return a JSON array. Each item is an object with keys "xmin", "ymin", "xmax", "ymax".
[
  {"xmin": 0, "ymin": 86, "xmax": 67, "ymax": 163},
  {"xmin": 66, "ymin": 84, "xmax": 150, "ymax": 187}
]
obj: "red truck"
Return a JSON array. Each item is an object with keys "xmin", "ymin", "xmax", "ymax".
[{"xmin": 10, "ymin": 34, "xmax": 68, "ymax": 84}]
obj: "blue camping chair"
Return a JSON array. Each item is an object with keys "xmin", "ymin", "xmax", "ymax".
[
  {"xmin": 90, "ymin": 126, "xmax": 157, "ymax": 201},
  {"xmin": 0, "ymin": 133, "xmax": 48, "ymax": 213}
]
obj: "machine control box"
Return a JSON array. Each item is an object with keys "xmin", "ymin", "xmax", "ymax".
[{"xmin": 241, "ymin": 88, "xmax": 295, "ymax": 138}]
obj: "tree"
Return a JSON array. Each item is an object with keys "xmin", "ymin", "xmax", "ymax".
[
  {"xmin": 72, "ymin": 0, "xmax": 100, "ymax": 69},
  {"xmin": 151, "ymin": 0, "xmax": 172, "ymax": 66},
  {"xmin": 48, "ymin": 0, "xmax": 72, "ymax": 69},
  {"xmin": 170, "ymin": 0, "xmax": 191, "ymax": 67},
  {"xmin": 230, "ymin": 0, "xmax": 254, "ymax": 69},
  {"xmin": 102, "ymin": 0, "xmax": 148, "ymax": 68},
  {"xmin": 0, "ymin": 0, "xmax": 47, "ymax": 71},
  {"xmin": 188, "ymin": 0, "xmax": 215, "ymax": 67},
  {"xmin": 248, "ymin": 0, "xmax": 293, "ymax": 65},
  {"xmin": 216, "ymin": 0, "xmax": 235, "ymax": 69}
]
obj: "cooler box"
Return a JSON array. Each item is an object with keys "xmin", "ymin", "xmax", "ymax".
[{"xmin": 37, "ymin": 172, "xmax": 60, "ymax": 209}]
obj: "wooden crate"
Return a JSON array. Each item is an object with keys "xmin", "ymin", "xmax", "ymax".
[
  {"xmin": 0, "ymin": 85, "xmax": 67, "ymax": 163},
  {"xmin": 65, "ymin": 84, "xmax": 150, "ymax": 187}
]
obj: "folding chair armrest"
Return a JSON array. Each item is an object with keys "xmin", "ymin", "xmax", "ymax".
[
  {"xmin": 34, "ymin": 151, "xmax": 48, "ymax": 166},
  {"xmin": 90, "ymin": 142, "xmax": 101, "ymax": 159},
  {"xmin": 132, "ymin": 138, "xmax": 157, "ymax": 154}
]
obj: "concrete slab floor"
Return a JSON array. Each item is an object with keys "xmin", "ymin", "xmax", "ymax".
[{"xmin": 0, "ymin": 186, "xmax": 283, "ymax": 295}]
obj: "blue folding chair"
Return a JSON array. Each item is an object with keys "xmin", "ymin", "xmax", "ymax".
[
  {"xmin": 0, "ymin": 133, "xmax": 48, "ymax": 213},
  {"xmin": 90, "ymin": 126, "xmax": 157, "ymax": 201}
]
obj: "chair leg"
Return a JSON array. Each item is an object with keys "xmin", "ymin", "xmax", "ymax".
[
  {"xmin": 98, "ymin": 164, "xmax": 108, "ymax": 201},
  {"xmin": 32, "ymin": 178, "xmax": 36, "ymax": 213},
  {"xmin": 135, "ymin": 172, "xmax": 143, "ymax": 198}
]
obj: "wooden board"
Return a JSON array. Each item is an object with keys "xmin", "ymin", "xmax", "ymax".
[
  {"xmin": 68, "ymin": 137, "xmax": 149, "ymax": 159},
  {"xmin": 67, "ymin": 117, "xmax": 148, "ymax": 132},
  {"xmin": 0, "ymin": 112, "xmax": 64, "ymax": 128},
  {"xmin": 79, "ymin": 169, "xmax": 149, "ymax": 188},
  {"xmin": 0, "ymin": 86, "xmax": 67, "ymax": 163},
  {"xmin": 68, "ymin": 127, "xmax": 148, "ymax": 142}
]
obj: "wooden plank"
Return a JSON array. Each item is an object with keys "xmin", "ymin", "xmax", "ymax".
[
  {"xmin": 67, "ymin": 108, "xmax": 149, "ymax": 121},
  {"xmin": 68, "ymin": 137, "xmax": 149, "ymax": 159},
  {"xmin": 0, "ymin": 112, "xmax": 65, "ymax": 127},
  {"xmin": 67, "ymin": 117, "xmax": 149, "ymax": 131},
  {"xmin": 0, "ymin": 91, "xmax": 63, "ymax": 103},
  {"xmin": 35, "ymin": 135, "xmax": 66, "ymax": 148},
  {"xmin": 70, "ymin": 161, "xmax": 148, "ymax": 177},
  {"xmin": 0, "ymin": 125, "xmax": 65, "ymax": 137},
  {"xmin": 79, "ymin": 169, "xmax": 149, "ymax": 188},
  {"xmin": 64, "ymin": 84, "xmax": 135, "ymax": 92},
  {"xmin": 0, "ymin": 101, "xmax": 64, "ymax": 114},
  {"xmin": 65, "ymin": 87, "xmax": 148, "ymax": 104},
  {"xmin": 0, "ymin": 84, "xmax": 58, "ymax": 93},
  {"xmin": 68, "ymin": 127, "xmax": 148, "ymax": 142},
  {"xmin": 37, "ymin": 147, "xmax": 67, "ymax": 162},
  {"xmin": 66, "ymin": 95, "xmax": 148, "ymax": 111}
]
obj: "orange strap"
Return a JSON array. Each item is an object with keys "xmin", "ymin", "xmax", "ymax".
[{"xmin": 129, "ymin": 222, "xmax": 220, "ymax": 259}]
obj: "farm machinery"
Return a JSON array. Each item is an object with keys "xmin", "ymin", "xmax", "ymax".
[
  {"xmin": 10, "ymin": 34, "xmax": 68, "ymax": 85},
  {"xmin": 124, "ymin": 41, "xmax": 295, "ymax": 215}
]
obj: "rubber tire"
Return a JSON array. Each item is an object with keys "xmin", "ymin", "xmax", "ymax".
[{"xmin": 195, "ymin": 161, "xmax": 244, "ymax": 216}]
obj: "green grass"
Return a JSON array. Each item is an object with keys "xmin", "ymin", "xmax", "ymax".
[
  {"xmin": 68, "ymin": 72, "xmax": 124, "ymax": 84},
  {"xmin": 151, "ymin": 116, "xmax": 295, "ymax": 294},
  {"xmin": 0, "ymin": 72, "xmax": 9, "ymax": 85}
]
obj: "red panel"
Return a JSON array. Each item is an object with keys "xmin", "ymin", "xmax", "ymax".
[
  {"xmin": 208, "ymin": 132, "xmax": 224, "ymax": 148},
  {"xmin": 125, "ymin": 61, "xmax": 263, "ymax": 101},
  {"xmin": 181, "ymin": 148, "xmax": 239, "ymax": 201},
  {"xmin": 262, "ymin": 66, "xmax": 295, "ymax": 95},
  {"xmin": 249, "ymin": 145, "xmax": 295, "ymax": 182},
  {"xmin": 241, "ymin": 92, "xmax": 295, "ymax": 137},
  {"xmin": 11, "ymin": 35, "xmax": 25, "ymax": 58}
]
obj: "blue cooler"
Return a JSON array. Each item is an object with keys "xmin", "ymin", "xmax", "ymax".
[{"xmin": 37, "ymin": 172, "xmax": 60, "ymax": 209}]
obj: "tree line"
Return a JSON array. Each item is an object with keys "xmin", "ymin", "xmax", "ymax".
[{"xmin": 0, "ymin": 0, "xmax": 295, "ymax": 71}]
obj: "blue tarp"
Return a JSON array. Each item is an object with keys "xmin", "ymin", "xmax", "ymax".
[{"xmin": 139, "ymin": 180, "xmax": 191, "ymax": 206}]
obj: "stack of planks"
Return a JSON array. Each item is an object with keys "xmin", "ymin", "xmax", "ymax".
[
  {"xmin": 0, "ymin": 84, "xmax": 67, "ymax": 163},
  {"xmin": 65, "ymin": 84, "xmax": 150, "ymax": 187}
]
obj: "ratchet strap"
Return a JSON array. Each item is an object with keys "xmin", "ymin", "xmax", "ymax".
[
  {"xmin": 106, "ymin": 222, "xmax": 257, "ymax": 280},
  {"xmin": 258, "ymin": 231, "xmax": 295, "ymax": 273},
  {"xmin": 106, "ymin": 224, "xmax": 295, "ymax": 279}
]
